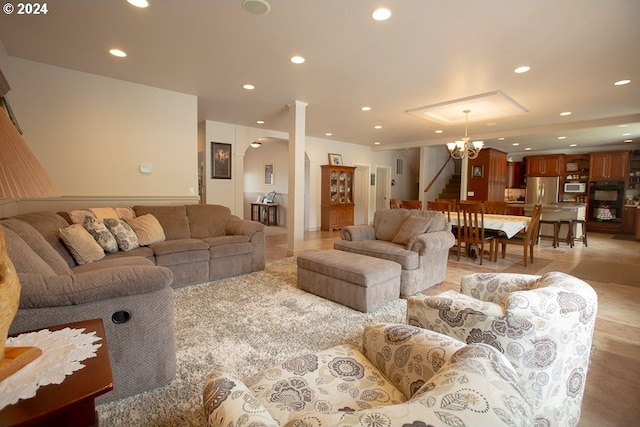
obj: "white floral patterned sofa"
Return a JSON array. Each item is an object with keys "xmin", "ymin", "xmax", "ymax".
[
  {"xmin": 203, "ymin": 323, "xmax": 533, "ymax": 427},
  {"xmin": 406, "ymin": 272, "xmax": 598, "ymax": 427}
]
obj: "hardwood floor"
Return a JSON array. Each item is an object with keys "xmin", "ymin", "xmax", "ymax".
[{"xmin": 265, "ymin": 226, "xmax": 640, "ymax": 426}]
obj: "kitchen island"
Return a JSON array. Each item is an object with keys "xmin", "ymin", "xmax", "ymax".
[{"xmin": 524, "ymin": 203, "xmax": 586, "ymax": 241}]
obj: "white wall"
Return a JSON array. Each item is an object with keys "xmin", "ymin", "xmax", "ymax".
[
  {"xmin": 4, "ymin": 57, "xmax": 198, "ymax": 210},
  {"xmin": 202, "ymin": 119, "xmax": 417, "ymax": 228}
]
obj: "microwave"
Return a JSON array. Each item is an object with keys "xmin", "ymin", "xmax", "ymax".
[{"xmin": 564, "ymin": 182, "xmax": 586, "ymax": 193}]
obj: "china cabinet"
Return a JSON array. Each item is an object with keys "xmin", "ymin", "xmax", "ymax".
[{"xmin": 321, "ymin": 165, "xmax": 356, "ymax": 231}]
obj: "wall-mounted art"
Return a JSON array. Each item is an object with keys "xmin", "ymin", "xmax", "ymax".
[{"xmin": 211, "ymin": 142, "xmax": 231, "ymax": 179}]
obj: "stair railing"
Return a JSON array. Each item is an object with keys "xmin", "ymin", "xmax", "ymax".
[{"xmin": 423, "ymin": 156, "xmax": 453, "ymax": 193}]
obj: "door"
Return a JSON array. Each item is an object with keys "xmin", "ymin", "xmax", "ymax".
[
  {"xmin": 354, "ymin": 164, "xmax": 370, "ymax": 225},
  {"xmin": 375, "ymin": 166, "xmax": 391, "ymax": 212}
]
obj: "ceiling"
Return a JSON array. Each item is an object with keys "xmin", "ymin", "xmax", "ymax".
[{"xmin": 1, "ymin": 0, "xmax": 639, "ymax": 157}]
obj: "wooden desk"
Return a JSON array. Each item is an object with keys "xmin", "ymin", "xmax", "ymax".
[
  {"xmin": 451, "ymin": 213, "xmax": 530, "ymax": 239},
  {"xmin": 251, "ymin": 203, "xmax": 278, "ymax": 226},
  {"xmin": 0, "ymin": 318, "xmax": 113, "ymax": 427}
]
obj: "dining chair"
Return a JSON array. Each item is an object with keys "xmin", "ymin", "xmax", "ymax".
[
  {"xmin": 496, "ymin": 204, "xmax": 542, "ymax": 266},
  {"xmin": 389, "ymin": 199, "xmax": 401, "ymax": 209},
  {"xmin": 401, "ymin": 199, "xmax": 422, "ymax": 209},
  {"xmin": 483, "ymin": 200, "xmax": 508, "ymax": 214},
  {"xmin": 426, "ymin": 200, "xmax": 451, "ymax": 221},
  {"xmin": 436, "ymin": 198, "xmax": 457, "ymax": 212},
  {"xmin": 456, "ymin": 201, "xmax": 495, "ymax": 265}
]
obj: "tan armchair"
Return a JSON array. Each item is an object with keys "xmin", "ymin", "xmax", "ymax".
[{"xmin": 203, "ymin": 323, "xmax": 533, "ymax": 427}]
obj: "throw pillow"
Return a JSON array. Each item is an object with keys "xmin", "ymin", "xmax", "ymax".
[
  {"xmin": 392, "ymin": 216, "xmax": 430, "ymax": 246},
  {"xmin": 89, "ymin": 207, "xmax": 120, "ymax": 223},
  {"xmin": 58, "ymin": 224, "xmax": 105, "ymax": 265},
  {"xmin": 125, "ymin": 214, "xmax": 166, "ymax": 246},
  {"xmin": 68, "ymin": 209, "xmax": 95, "ymax": 224},
  {"xmin": 83, "ymin": 216, "xmax": 119, "ymax": 253},
  {"xmin": 103, "ymin": 218, "xmax": 140, "ymax": 252}
]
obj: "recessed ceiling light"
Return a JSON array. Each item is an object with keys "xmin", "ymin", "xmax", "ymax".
[
  {"xmin": 524, "ymin": 147, "xmax": 532, "ymax": 151},
  {"xmin": 242, "ymin": 0, "xmax": 271, "ymax": 15},
  {"xmin": 243, "ymin": 84, "xmax": 255, "ymax": 90},
  {"xmin": 614, "ymin": 79, "xmax": 631, "ymax": 86},
  {"xmin": 619, "ymin": 124, "xmax": 629, "ymax": 128},
  {"xmin": 361, "ymin": 106, "xmax": 371, "ymax": 111},
  {"xmin": 514, "ymin": 65, "xmax": 531, "ymax": 74},
  {"xmin": 109, "ymin": 48, "xmax": 127, "ymax": 57},
  {"xmin": 290, "ymin": 56, "xmax": 305, "ymax": 64},
  {"xmin": 256, "ymin": 120, "xmax": 265, "ymax": 124},
  {"xmin": 435, "ymin": 130, "xmax": 443, "ymax": 134},
  {"xmin": 127, "ymin": 0, "xmax": 148, "ymax": 8},
  {"xmin": 498, "ymin": 137, "xmax": 505, "ymax": 141},
  {"xmin": 624, "ymin": 139, "xmax": 633, "ymax": 143},
  {"xmin": 512, "ymin": 143, "xmax": 520, "ymax": 146},
  {"xmin": 325, "ymin": 132, "xmax": 332, "ymax": 136},
  {"xmin": 558, "ymin": 136, "xmax": 566, "ymax": 140},
  {"xmin": 371, "ymin": 8, "xmax": 391, "ymax": 21},
  {"xmin": 374, "ymin": 141, "xmax": 381, "ymax": 145},
  {"xmin": 560, "ymin": 111, "xmax": 572, "ymax": 116},
  {"xmin": 622, "ymin": 133, "xmax": 631, "ymax": 136},
  {"xmin": 374, "ymin": 125, "xmax": 382, "ymax": 129},
  {"xmin": 569, "ymin": 144, "xmax": 577, "ymax": 147}
]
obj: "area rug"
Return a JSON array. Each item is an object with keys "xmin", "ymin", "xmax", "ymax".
[
  {"xmin": 570, "ymin": 260, "xmax": 640, "ymax": 288},
  {"xmin": 96, "ymin": 257, "xmax": 406, "ymax": 427}
]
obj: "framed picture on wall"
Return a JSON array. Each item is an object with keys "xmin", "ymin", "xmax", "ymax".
[
  {"xmin": 328, "ymin": 153, "xmax": 343, "ymax": 166},
  {"xmin": 211, "ymin": 142, "xmax": 231, "ymax": 179},
  {"xmin": 472, "ymin": 165, "xmax": 484, "ymax": 178},
  {"xmin": 265, "ymin": 164, "xmax": 274, "ymax": 185}
]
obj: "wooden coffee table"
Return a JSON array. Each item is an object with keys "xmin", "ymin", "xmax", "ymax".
[{"xmin": 0, "ymin": 318, "xmax": 113, "ymax": 427}]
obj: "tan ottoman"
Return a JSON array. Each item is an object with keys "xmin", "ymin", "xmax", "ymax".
[{"xmin": 297, "ymin": 250, "xmax": 401, "ymax": 312}]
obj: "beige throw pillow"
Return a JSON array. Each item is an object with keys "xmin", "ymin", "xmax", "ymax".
[
  {"xmin": 125, "ymin": 214, "xmax": 165, "ymax": 246},
  {"xmin": 59, "ymin": 224, "xmax": 105, "ymax": 265},
  {"xmin": 392, "ymin": 216, "xmax": 430, "ymax": 246}
]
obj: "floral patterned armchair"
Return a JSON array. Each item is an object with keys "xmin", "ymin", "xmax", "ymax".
[
  {"xmin": 203, "ymin": 323, "xmax": 532, "ymax": 427},
  {"xmin": 406, "ymin": 272, "xmax": 598, "ymax": 427}
]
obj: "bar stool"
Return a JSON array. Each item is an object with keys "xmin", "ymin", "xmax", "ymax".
[
  {"xmin": 567, "ymin": 219, "xmax": 588, "ymax": 247},
  {"xmin": 559, "ymin": 220, "xmax": 573, "ymax": 246},
  {"xmin": 538, "ymin": 219, "xmax": 559, "ymax": 248}
]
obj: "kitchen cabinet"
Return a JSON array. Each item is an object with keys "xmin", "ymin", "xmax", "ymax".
[
  {"xmin": 628, "ymin": 153, "xmax": 640, "ymax": 190},
  {"xmin": 506, "ymin": 161, "xmax": 525, "ymax": 188},
  {"xmin": 622, "ymin": 206, "xmax": 637, "ymax": 234},
  {"xmin": 321, "ymin": 165, "xmax": 356, "ymax": 231},
  {"xmin": 467, "ymin": 148, "xmax": 507, "ymax": 201},
  {"xmin": 589, "ymin": 151, "xmax": 629, "ymax": 181},
  {"xmin": 526, "ymin": 155, "xmax": 564, "ymax": 177},
  {"xmin": 636, "ymin": 209, "xmax": 640, "ymax": 240}
]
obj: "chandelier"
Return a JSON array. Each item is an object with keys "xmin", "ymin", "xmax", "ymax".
[{"xmin": 446, "ymin": 109, "xmax": 484, "ymax": 159}]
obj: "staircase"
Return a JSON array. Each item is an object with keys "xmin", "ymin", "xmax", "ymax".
[{"xmin": 438, "ymin": 174, "xmax": 461, "ymax": 202}]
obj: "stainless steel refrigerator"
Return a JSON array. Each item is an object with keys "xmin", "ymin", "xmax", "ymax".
[{"xmin": 525, "ymin": 176, "xmax": 560, "ymax": 205}]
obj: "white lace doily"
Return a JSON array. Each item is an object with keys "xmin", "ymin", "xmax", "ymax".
[{"xmin": 0, "ymin": 327, "xmax": 102, "ymax": 410}]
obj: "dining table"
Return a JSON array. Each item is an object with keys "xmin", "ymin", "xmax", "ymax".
[{"xmin": 450, "ymin": 213, "xmax": 531, "ymax": 239}]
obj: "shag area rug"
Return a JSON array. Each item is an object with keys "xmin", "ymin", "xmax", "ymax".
[{"xmin": 97, "ymin": 257, "xmax": 406, "ymax": 427}]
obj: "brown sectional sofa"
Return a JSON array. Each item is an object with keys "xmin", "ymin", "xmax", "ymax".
[{"xmin": 2, "ymin": 204, "xmax": 265, "ymax": 403}]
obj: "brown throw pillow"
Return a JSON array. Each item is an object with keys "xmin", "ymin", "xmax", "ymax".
[{"xmin": 392, "ymin": 216, "xmax": 430, "ymax": 246}]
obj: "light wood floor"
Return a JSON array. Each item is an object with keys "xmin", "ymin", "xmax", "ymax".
[{"xmin": 265, "ymin": 227, "xmax": 640, "ymax": 426}]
